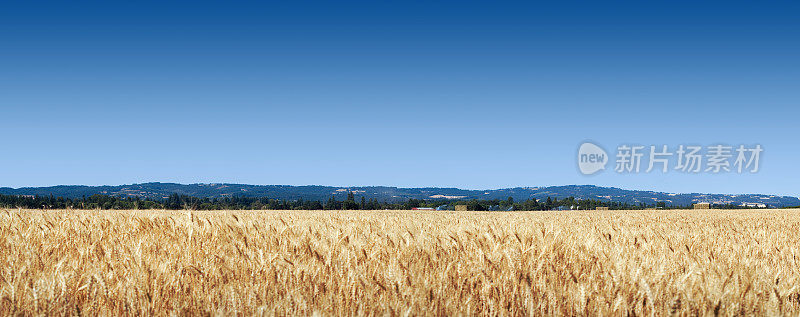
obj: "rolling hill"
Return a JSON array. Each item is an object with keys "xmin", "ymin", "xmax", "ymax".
[{"xmin": 1, "ymin": 183, "xmax": 797, "ymax": 207}]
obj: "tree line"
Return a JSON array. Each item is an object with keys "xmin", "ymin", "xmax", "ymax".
[{"xmin": 0, "ymin": 192, "xmax": 762, "ymax": 211}]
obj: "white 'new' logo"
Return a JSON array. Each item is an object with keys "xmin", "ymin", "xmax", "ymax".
[{"xmin": 578, "ymin": 142, "xmax": 608, "ymax": 175}]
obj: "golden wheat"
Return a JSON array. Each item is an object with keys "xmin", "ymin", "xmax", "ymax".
[{"xmin": 1, "ymin": 209, "xmax": 800, "ymax": 315}]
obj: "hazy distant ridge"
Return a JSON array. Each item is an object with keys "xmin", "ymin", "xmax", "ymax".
[{"xmin": 1, "ymin": 183, "xmax": 797, "ymax": 207}]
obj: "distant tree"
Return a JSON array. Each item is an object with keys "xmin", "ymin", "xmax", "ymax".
[
  {"xmin": 341, "ymin": 191, "xmax": 359, "ymax": 210},
  {"xmin": 325, "ymin": 196, "xmax": 339, "ymax": 210}
]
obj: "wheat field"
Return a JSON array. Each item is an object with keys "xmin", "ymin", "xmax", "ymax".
[{"xmin": 2, "ymin": 209, "xmax": 800, "ymax": 315}]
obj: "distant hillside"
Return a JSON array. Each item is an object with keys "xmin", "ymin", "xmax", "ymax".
[{"xmin": 1, "ymin": 183, "xmax": 797, "ymax": 207}]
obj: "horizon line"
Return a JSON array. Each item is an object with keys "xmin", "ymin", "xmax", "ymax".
[{"xmin": 2, "ymin": 182, "xmax": 797, "ymax": 198}]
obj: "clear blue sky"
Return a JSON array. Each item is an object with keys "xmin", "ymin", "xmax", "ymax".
[{"xmin": 1, "ymin": 1, "xmax": 798, "ymax": 196}]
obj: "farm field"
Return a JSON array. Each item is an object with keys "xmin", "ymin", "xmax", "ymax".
[{"xmin": 2, "ymin": 209, "xmax": 800, "ymax": 315}]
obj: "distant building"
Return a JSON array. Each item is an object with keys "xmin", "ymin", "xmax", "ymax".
[
  {"xmin": 693, "ymin": 203, "xmax": 711, "ymax": 209},
  {"xmin": 411, "ymin": 207, "xmax": 434, "ymax": 211},
  {"xmin": 740, "ymin": 202, "xmax": 767, "ymax": 208}
]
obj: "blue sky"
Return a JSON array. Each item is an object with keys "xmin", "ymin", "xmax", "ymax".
[{"xmin": 1, "ymin": 1, "xmax": 798, "ymax": 196}]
